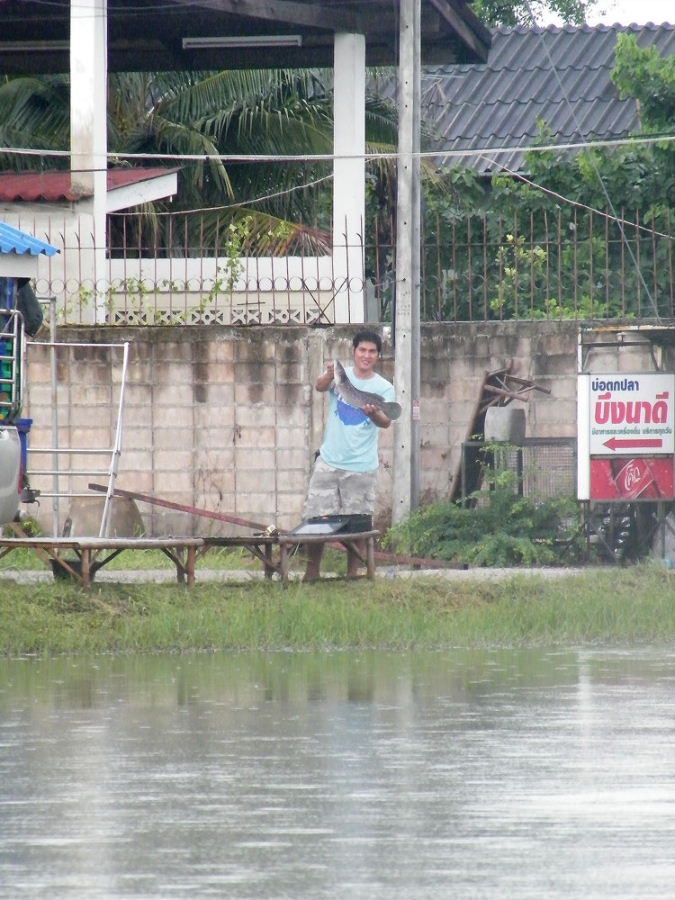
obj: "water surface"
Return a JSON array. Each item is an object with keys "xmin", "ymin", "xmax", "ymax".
[{"xmin": 1, "ymin": 648, "xmax": 674, "ymax": 899}]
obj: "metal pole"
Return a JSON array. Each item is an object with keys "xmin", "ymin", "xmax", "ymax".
[
  {"xmin": 392, "ymin": 0, "xmax": 421, "ymax": 523},
  {"xmin": 47, "ymin": 297, "xmax": 60, "ymax": 536},
  {"xmin": 410, "ymin": 0, "xmax": 421, "ymax": 511},
  {"xmin": 99, "ymin": 341, "xmax": 129, "ymax": 537}
]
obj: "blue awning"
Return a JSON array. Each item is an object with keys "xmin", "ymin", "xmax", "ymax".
[{"xmin": 0, "ymin": 222, "xmax": 59, "ymax": 257}]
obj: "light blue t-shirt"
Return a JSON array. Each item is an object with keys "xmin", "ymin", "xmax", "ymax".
[{"xmin": 319, "ymin": 367, "xmax": 396, "ymax": 472}]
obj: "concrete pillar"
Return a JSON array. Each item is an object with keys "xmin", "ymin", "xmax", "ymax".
[
  {"xmin": 392, "ymin": 0, "xmax": 421, "ymax": 523},
  {"xmin": 70, "ymin": 0, "xmax": 108, "ymax": 324},
  {"xmin": 333, "ymin": 33, "xmax": 365, "ymax": 323}
]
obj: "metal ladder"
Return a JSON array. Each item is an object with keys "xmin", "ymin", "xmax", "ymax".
[
  {"xmin": 0, "ymin": 309, "xmax": 24, "ymax": 423},
  {"xmin": 24, "ymin": 311, "xmax": 130, "ymax": 538}
]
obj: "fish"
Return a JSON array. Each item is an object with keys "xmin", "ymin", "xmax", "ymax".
[{"xmin": 333, "ymin": 360, "xmax": 402, "ymax": 421}]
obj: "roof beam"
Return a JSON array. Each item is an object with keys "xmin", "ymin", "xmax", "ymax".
[
  {"xmin": 167, "ymin": 0, "xmax": 361, "ymax": 33},
  {"xmin": 427, "ymin": 0, "xmax": 491, "ymax": 59}
]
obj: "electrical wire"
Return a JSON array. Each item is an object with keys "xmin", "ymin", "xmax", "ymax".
[
  {"xmin": 115, "ymin": 173, "xmax": 335, "ymax": 216},
  {"xmin": 480, "ymin": 157, "xmax": 675, "ymax": 241},
  {"xmin": 521, "ymin": 0, "xmax": 667, "ymax": 317},
  {"xmin": 2, "ymin": 133, "xmax": 674, "ymax": 165},
  {"xmin": 4, "ymin": 139, "xmax": 673, "ymax": 234}
]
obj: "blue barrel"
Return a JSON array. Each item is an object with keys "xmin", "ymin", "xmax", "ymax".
[{"xmin": 15, "ymin": 417, "xmax": 32, "ymax": 475}]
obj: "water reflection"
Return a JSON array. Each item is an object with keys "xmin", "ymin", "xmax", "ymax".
[{"xmin": 1, "ymin": 649, "xmax": 674, "ymax": 899}]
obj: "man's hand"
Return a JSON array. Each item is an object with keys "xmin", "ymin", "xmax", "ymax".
[
  {"xmin": 363, "ymin": 403, "xmax": 391, "ymax": 429},
  {"xmin": 315, "ymin": 361, "xmax": 335, "ymax": 392}
]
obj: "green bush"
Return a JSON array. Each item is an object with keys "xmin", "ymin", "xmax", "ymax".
[{"xmin": 383, "ymin": 455, "xmax": 583, "ymax": 566}]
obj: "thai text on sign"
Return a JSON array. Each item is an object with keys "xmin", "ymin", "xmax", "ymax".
[{"xmin": 588, "ymin": 373, "xmax": 675, "ymax": 455}]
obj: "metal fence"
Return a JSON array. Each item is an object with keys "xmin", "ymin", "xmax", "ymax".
[
  {"xmin": 460, "ymin": 438, "xmax": 577, "ymax": 505},
  {"xmin": 376, "ymin": 208, "xmax": 675, "ymax": 323},
  {"xmin": 25, "ymin": 208, "xmax": 675, "ymax": 325}
]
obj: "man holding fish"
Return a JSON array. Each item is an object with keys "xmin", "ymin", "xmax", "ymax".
[{"xmin": 302, "ymin": 329, "xmax": 400, "ymax": 581}]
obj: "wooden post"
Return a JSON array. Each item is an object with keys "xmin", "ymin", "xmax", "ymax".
[
  {"xmin": 366, "ymin": 535, "xmax": 375, "ymax": 580},
  {"xmin": 186, "ymin": 544, "xmax": 196, "ymax": 587},
  {"xmin": 80, "ymin": 547, "xmax": 92, "ymax": 588},
  {"xmin": 279, "ymin": 542, "xmax": 290, "ymax": 584}
]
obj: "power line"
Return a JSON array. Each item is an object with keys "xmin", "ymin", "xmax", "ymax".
[
  {"xmin": 484, "ymin": 159, "xmax": 675, "ymax": 241},
  {"xmin": 2, "ymin": 133, "xmax": 674, "ymax": 165},
  {"xmin": 115, "ymin": 173, "xmax": 335, "ymax": 216},
  {"xmin": 523, "ymin": 0, "xmax": 666, "ymax": 317}
]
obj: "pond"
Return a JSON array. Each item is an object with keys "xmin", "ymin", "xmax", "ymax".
[{"xmin": 1, "ymin": 648, "xmax": 674, "ymax": 899}]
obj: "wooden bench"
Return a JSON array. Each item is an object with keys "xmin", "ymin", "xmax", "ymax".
[
  {"xmin": 0, "ymin": 530, "xmax": 380, "ymax": 587},
  {"xmin": 277, "ymin": 530, "xmax": 379, "ymax": 582},
  {"xmin": 0, "ymin": 536, "xmax": 205, "ymax": 588},
  {"xmin": 202, "ymin": 530, "xmax": 380, "ymax": 583}
]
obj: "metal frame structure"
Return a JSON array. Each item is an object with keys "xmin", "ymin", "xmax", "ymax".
[{"xmin": 25, "ymin": 299, "xmax": 130, "ymax": 537}]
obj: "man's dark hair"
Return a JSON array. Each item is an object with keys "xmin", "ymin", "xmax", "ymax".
[{"xmin": 352, "ymin": 329, "xmax": 382, "ymax": 354}]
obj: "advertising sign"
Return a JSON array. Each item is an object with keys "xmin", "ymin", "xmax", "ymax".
[
  {"xmin": 589, "ymin": 457, "xmax": 674, "ymax": 501},
  {"xmin": 577, "ymin": 372, "xmax": 675, "ymax": 501},
  {"xmin": 588, "ymin": 373, "xmax": 674, "ymax": 455}
]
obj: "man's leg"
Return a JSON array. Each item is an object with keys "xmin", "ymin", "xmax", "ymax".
[
  {"xmin": 341, "ymin": 468, "xmax": 376, "ymax": 578},
  {"xmin": 302, "ymin": 458, "xmax": 338, "ymax": 581}
]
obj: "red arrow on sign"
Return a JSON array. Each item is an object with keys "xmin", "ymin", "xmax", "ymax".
[{"xmin": 603, "ymin": 437, "xmax": 663, "ymax": 451}]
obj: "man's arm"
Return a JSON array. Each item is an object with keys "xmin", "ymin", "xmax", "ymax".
[{"xmin": 315, "ymin": 361, "xmax": 335, "ymax": 392}]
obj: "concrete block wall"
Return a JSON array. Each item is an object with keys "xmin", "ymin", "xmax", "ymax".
[{"xmin": 23, "ymin": 321, "xmax": 579, "ymax": 536}]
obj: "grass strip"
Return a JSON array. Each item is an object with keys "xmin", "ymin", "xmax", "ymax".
[{"xmin": 1, "ymin": 563, "xmax": 674, "ymax": 656}]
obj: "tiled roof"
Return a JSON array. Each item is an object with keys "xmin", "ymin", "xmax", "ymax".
[
  {"xmin": 0, "ymin": 221, "xmax": 58, "ymax": 257},
  {"xmin": 0, "ymin": 168, "xmax": 179, "ymax": 203},
  {"xmin": 419, "ymin": 22, "xmax": 675, "ymax": 174}
]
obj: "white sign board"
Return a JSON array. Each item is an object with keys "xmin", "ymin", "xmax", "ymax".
[{"xmin": 584, "ymin": 372, "xmax": 675, "ymax": 456}]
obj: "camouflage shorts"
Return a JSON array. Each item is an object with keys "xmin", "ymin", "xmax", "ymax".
[{"xmin": 303, "ymin": 456, "xmax": 377, "ymax": 518}]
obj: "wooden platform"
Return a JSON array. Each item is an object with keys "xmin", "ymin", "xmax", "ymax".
[
  {"xmin": 0, "ymin": 530, "xmax": 380, "ymax": 588},
  {"xmin": 0, "ymin": 537, "xmax": 205, "ymax": 587},
  {"xmin": 203, "ymin": 530, "xmax": 380, "ymax": 583}
]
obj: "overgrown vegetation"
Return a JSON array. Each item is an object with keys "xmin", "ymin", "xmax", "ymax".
[
  {"xmin": 2, "ymin": 563, "xmax": 674, "ymax": 656},
  {"xmin": 384, "ymin": 449, "xmax": 584, "ymax": 566},
  {"xmin": 370, "ymin": 33, "xmax": 675, "ymax": 322}
]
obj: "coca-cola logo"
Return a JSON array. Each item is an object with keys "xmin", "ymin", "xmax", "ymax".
[{"xmin": 620, "ymin": 462, "xmax": 644, "ymax": 491}]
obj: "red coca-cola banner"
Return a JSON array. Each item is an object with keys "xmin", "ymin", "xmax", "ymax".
[{"xmin": 590, "ymin": 457, "xmax": 675, "ymax": 500}]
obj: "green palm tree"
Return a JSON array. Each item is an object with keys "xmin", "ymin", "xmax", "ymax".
[
  {"xmin": 0, "ymin": 74, "xmax": 70, "ymax": 167},
  {"xmin": 0, "ymin": 67, "xmax": 400, "ymax": 256}
]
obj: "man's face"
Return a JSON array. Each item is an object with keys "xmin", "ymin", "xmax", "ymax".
[{"xmin": 353, "ymin": 340, "xmax": 379, "ymax": 373}]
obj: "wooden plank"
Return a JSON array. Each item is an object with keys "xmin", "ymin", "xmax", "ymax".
[
  {"xmin": 88, "ymin": 482, "xmax": 268, "ymax": 532},
  {"xmin": 481, "ymin": 383, "xmax": 530, "ymax": 402},
  {"xmin": 176, "ymin": 0, "xmax": 359, "ymax": 32},
  {"xmin": 0, "ymin": 537, "xmax": 203, "ymax": 549},
  {"xmin": 504, "ymin": 374, "xmax": 551, "ymax": 393},
  {"xmin": 279, "ymin": 530, "xmax": 380, "ymax": 545}
]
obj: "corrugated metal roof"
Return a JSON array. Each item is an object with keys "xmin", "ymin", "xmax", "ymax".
[
  {"xmin": 0, "ymin": 168, "xmax": 179, "ymax": 203},
  {"xmin": 0, "ymin": 222, "xmax": 58, "ymax": 257},
  {"xmin": 418, "ymin": 22, "xmax": 675, "ymax": 174}
]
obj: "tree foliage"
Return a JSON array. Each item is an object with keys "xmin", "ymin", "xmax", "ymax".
[
  {"xmin": 0, "ymin": 67, "xmax": 399, "ymax": 256},
  {"xmin": 469, "ymin": 0, "xmax": 595, "ymax": 27},
  {"xmin": 611, "ymin": 32, "xmax": 675, "ymax": 133},
  {"xmin": 406, "ymin": 34, "xmax": 675, "ymax": 322}
]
